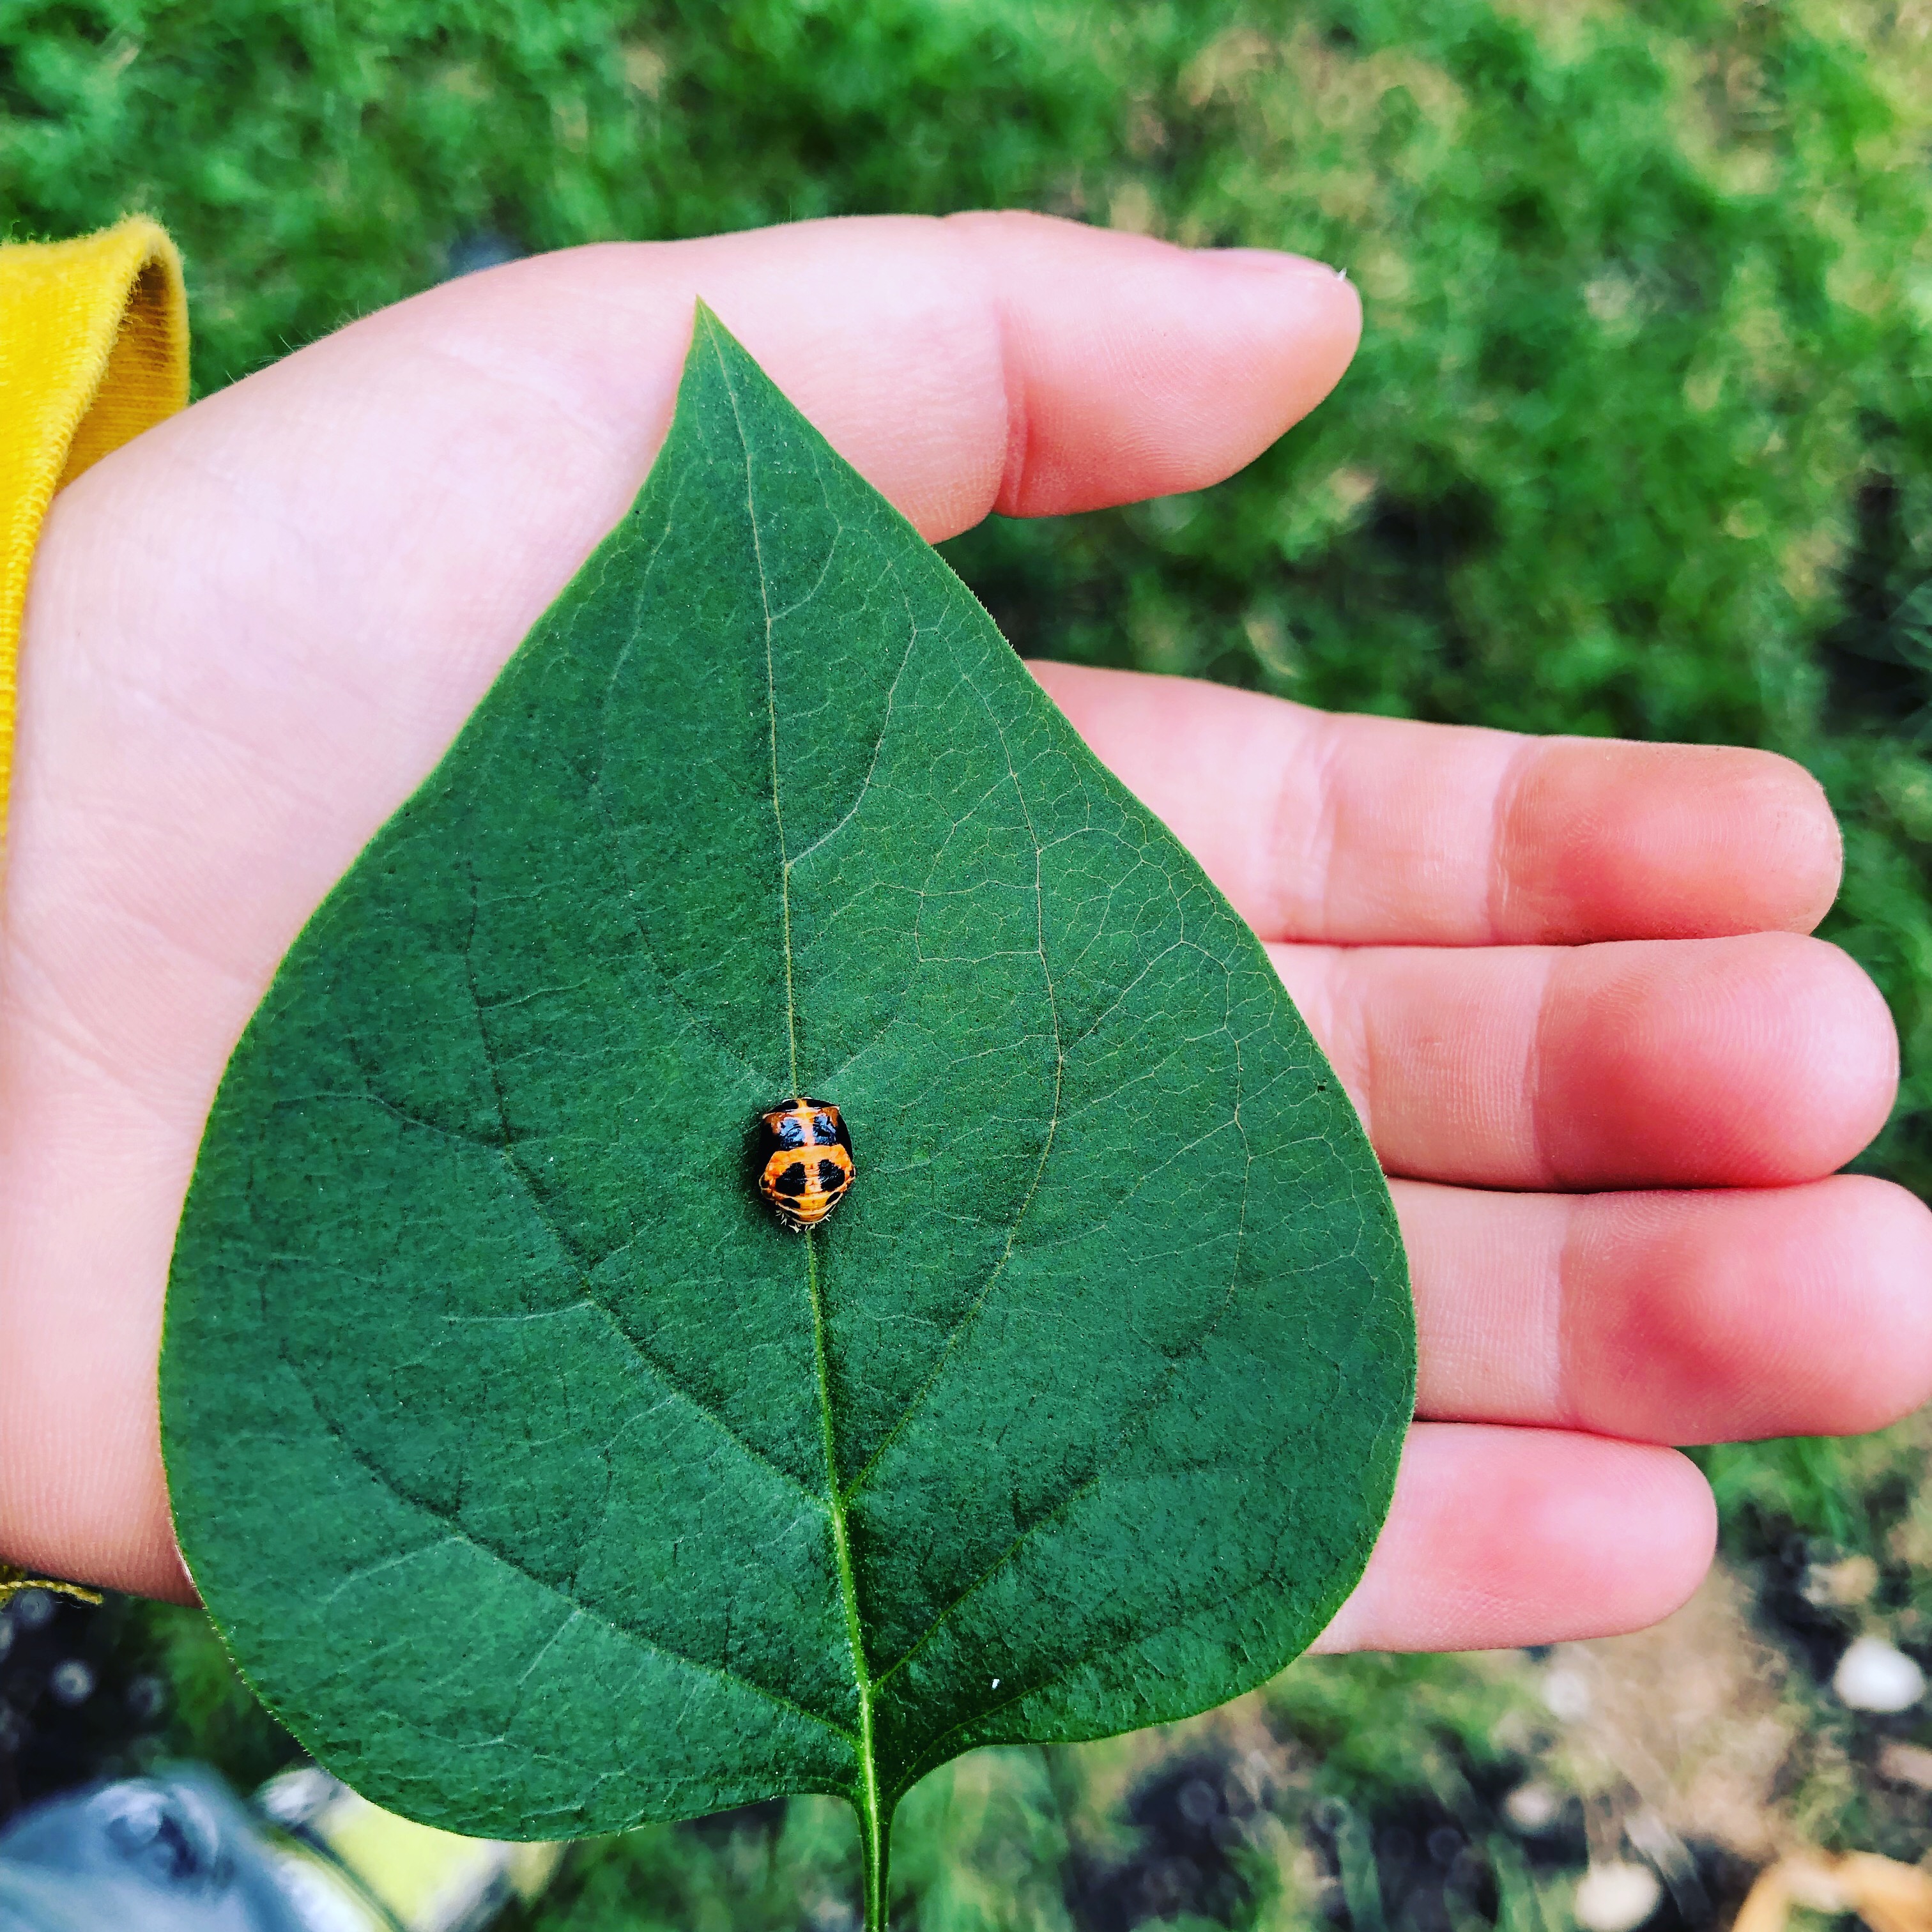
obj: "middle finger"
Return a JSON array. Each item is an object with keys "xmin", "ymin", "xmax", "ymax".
[{"xmin": 1272, "ymin": 930, "xmax": 1896, "ymax": 1189}]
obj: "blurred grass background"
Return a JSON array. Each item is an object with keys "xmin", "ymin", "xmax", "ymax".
[{"xmin": 6, "ymin": 0, "xmax": 1932, "ymax": 1925}]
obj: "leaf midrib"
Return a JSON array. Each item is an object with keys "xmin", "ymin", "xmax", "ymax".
[
  {"xmin": 705, "ymin": 318, "xmax": 1094, "ymax": 1821},
  {"xmin": 707, "ymin": 319, "xmax": 884, "ymax": 1839}
]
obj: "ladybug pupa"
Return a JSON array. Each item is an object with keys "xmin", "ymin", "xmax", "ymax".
[{"xmin": 754, "ymin": 1099, "xmax": 855, "ymax": 1231}]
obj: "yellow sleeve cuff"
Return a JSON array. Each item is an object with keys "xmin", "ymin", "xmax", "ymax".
[{"xmin": 0, "ymin": 215, "xmax": 190, "ymax": 841}]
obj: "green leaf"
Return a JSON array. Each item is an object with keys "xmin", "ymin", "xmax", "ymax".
[{"xmin": 160, "ymin": 307, "xmax": 1413, "ymax": 1925}]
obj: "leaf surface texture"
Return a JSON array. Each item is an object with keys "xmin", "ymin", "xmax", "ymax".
[{"xmin": 162, "ymin": 311, "xmax": 1414, "ymax": 1846}]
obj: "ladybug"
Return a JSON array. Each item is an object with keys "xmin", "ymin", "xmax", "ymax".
[{"xmin": 754, "ymin": 1098, "xmax": 855, "ymax": 1232}]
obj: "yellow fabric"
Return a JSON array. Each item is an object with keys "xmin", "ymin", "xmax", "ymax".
[{"xmin": 0, "ymin": 217, "xmax": 189, "ymax": 841}]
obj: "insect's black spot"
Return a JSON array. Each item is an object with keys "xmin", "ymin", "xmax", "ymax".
[
  {"xmin": 818, "ymin": 1158, "xmax": 847, "ymax": 1191},
  {"xmin": 812, "ymin": 1113, "xmax": 839, "ymax": 1146},
  {"xmin": 774, "ymin": 1161, "xmax": 810, "ymax": 1196},
  {"xmin": 775, "ymin": 1116, "xmax": 806, "ymax": 1149}
]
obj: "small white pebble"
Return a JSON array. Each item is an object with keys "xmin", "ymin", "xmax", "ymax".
[
  {"xmin": 1503, "ymin": 1783, "xmax": 1559, "ymax": 1833},
  {"xmin": 1573, "ymin": 1861, "xmax": 1662, "ymax": 1932},
  {"xmin": 47, "ymin": 1659, "xmax": 93, "ymax": 1705},
  {"xmin": 1834, "ymin": 1636, "xmax": 1925, "ymax": 1712},
  {"xmin": 1542, "ymin": 1666, "xmax": 1591, "ymax": 1721}
]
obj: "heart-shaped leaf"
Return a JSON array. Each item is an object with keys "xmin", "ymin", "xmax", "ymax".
[{"xmin": 161, "ymin": 308, "xmax": 1413, "ymax": 1925}]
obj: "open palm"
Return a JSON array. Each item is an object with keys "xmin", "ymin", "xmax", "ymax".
[{"xmin": 4, "ymin": 213, "xmax": 1925, "ymax": 1648}]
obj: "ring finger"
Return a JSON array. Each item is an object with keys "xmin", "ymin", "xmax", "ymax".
[{"xmin": 1397, "ymin": 1173, "xmax": 1932, "ymax": 1443}]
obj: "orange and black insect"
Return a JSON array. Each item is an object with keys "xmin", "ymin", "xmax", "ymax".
[{"xmin": 754, "ymin": 1098, "xmax": 855, "ymax": 1232}]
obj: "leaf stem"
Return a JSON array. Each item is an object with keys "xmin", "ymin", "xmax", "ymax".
[
  {"xmin": 806, "ymin": 1234, "xmax": 887, "ymax": 1928},
  {"xmin": 857, "ymin": 1783, "xmax": 893, "ymax": 1931}
]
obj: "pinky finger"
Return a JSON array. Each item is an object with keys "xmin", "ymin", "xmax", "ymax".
[{"xmin": 1311, "ymin": 1423, "xmax": 1716, "ymax": 1654}]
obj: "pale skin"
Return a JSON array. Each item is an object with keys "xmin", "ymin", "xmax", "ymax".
[{"xmin": 3, "ymin": 211, "xmax": 1928, "ymax": 1655}]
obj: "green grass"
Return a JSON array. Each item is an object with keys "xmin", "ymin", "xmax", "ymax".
[
  {"xmin": 8, "ymin": 0, "xmax": 1932, "ymax": 1920},
  {"xmin": 10, "ymin": 0, "xmax": 1926, "ymax": 1170}
]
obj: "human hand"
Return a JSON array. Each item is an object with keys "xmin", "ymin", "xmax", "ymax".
[{"xmin": 4, "ymin": 213, "xmax": 1925, "ymax": 1645}]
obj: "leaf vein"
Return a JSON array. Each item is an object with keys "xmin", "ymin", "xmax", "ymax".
[
  {"xmin": 839, "ymin": 666, "xmax": 1068, "ymax": 1505},
  {"xmin": 271, "ymin": 1339, "xmax": 859, "ymax": 1744}
]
